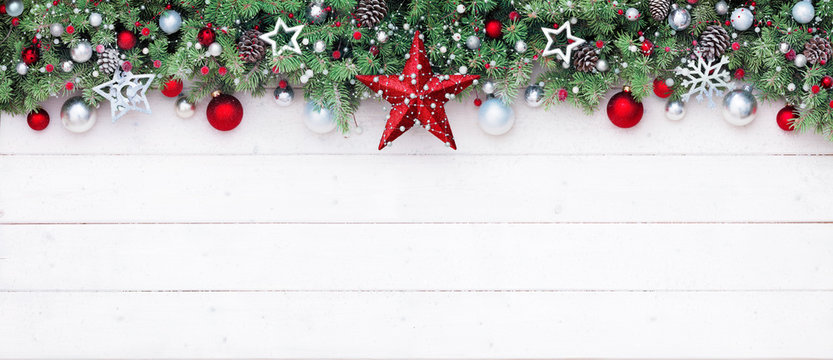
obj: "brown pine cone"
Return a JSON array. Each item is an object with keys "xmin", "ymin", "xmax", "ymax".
[
  {"xmin": 694, "ymin": 25, "xmax": 730, "ymax": 60},
  {"xmin": 649, "ymin": 0, "xmax": 671, "ymax": 21},
  {"xmin": 573, "ymin": 44, "xmax": 599, "ymax": 73},
  {"xmin": 355, "ymin": 0, "xmax": 387, "ymax": 28},
  {"xmin": 804, "ymin": 37, "xmax": 833, "ymax": 65},
  {"xmin": 237, "ymin": 29, "xmax": 267, "ymax": 63},
  {"xmin": 96, "ymin": 47, "xmax": 122, "ymax": 74}
]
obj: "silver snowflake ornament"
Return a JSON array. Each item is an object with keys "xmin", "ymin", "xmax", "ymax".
[
  {"xmin": 92, "ymin": 69, "xmax": 155, "ymax": 122},
  {"xmin": 675, "ymin": 55, "xmax": 731, "ymax": 107}
]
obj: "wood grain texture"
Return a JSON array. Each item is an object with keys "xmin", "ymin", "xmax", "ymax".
[
  {"xmin": 1, "ymin": 94, "xmax": 833, "ymax": 358},
  {"xmin": 1, "ymin": 224, "xmax": 832, "ymax": 291}
]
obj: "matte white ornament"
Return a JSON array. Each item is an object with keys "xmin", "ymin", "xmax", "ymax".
[
  {"xmin": 70, "ymin": 40, "xmax": 93, "ymax": 63},
  {"xmin": 208, "ymin": 42, "xmax": 223, "ymax": 57},
  {"xmin": 730, "ymin": 8, "xmax": 754, "ymax": 31},
  {"xmin": 795, "ymin": 53, "xmax": 807, "ymax": 67},
  {"xmin": 481, "ymin": 79, "xmax": 496, "ymax": 94},
  {"xmin": 50, "ymin": 23, "xmax": 64, "ymax": 37},
  {"xmin": 16, "ymin": 61, "xmax": 28, "ymax": 75},
  {"xmin": 159, "ymin": 10, "xmax": 182, "ymax": 34},
  {"xmin": 792, "ymin": 0, "xmax": 815, "ymax": 24},
  {"xmin": 5, "ymin": 0, "xmax": 24, "ymax": 17},
  {"xmin": 625, "ymin": 7, "xmax": 640, "ymax": 21},
  {"xmin": 478, "ymin": 99, "xmax": 515, "ymax": 135},
  {"xmin": 466, "ymin": 35, "xmax": 481, "ymax": 50},
  {"xmin": 596, "ymin": 58, "xmax": 609, "ymax": 72},
  {"xmin": 89, "ymin": 12, "xmax": 102, "ymax": 27},
  {"xmin": 304, "ymin": 102, "xmax": 337, "ymax": 133},
  {"xmin": 313, "ymin": 39, "xmax": 326, "ymax": 53},
  {"xmin": 715, "ymin": 0, "xmax": 729, "ymax": 15}
]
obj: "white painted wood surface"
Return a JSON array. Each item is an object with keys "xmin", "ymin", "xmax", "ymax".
[{"xmin": 1, "ymin": 91, "xmax": 832, "ymax": 358}]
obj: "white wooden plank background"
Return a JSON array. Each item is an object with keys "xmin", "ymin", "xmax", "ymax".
[{"xmin": 1, "ymin": 91, "xmax": 832, "ymax": 358}]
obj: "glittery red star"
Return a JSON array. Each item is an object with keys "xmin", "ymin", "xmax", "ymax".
[{"xmin": 356, "ymin": 31, "xmax": 480, "ymax": 150}]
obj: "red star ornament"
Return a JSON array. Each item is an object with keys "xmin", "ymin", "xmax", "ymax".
[{"xmin": 356, "ymin": 31, "xmax": 479, "ymax": 150}]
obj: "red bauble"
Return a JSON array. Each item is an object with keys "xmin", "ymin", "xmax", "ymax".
[
  {"xmin": 21, "ymin": 46, "xmax": 39, "ymax": 65},
  {"xmin": 117, "ymin": 30, "xmax": 138, "ymax": 50},
  {"xmin": 606, "ymin": 88, "xmax": 643, "ymax": 128},
  {"xmin": 27, "ymin": 108, "xmax": 50, "ymax": 131},
  {"xmin": 369, "ymin": 45, "xmax": 380, "ymax": 56},
  {"xmin": 822, "ymin": 76, "xmax": 833, "ymax": 89},
  {"xmin": 640, "ymin": 39, "xmax": 654, "ymax": 56},
  {"xmin": 776, "ymin": 105, "xmax": 798, "ymax": 131},
  {"xmin": 0, "ymin": 4, "xmax": 6, "ymax": 14},
  {"xmin": 197, "ymin": 27, "xmax": 216, "ymax": 47},
  {"xmin": 484, "ymin": 19, "xmax": 502, "ymax": 39},
  {"xmin": 206, "ymin": 93, "xmax": 244, "ymax": 131},
  {"xmin": 161, "ymin": 78, "xmax": 184, "ymax": 97},
  {"xmin": 653, "ymin": 78, "xmax": 673, "ymax": 98}
]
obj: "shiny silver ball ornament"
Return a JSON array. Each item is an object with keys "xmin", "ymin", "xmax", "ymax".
[
  {"xmin": 174, "ymin": 97, "xmax": 196, "ymax": 118},
  {"xmin": 722, "ymin": 88, "xmax": 757, "ymax": 126},
  {"xmin": 625, "ymin": 7, "xmax": 640, "ymax": 21},
  {"xmin": 596, "ymin": 58, "xmax": 610, "ymax": 72},
  {"xmin": 667, "ymin": 4, "xmax": 691, "ymax": 31},
  {"xmin": 792, "ymin": 0, "xmax": 815, "ymax": 24},
  {"xmin": 477, "ymin": 99, "xmax": 515, "ymax": 135},
  {"xmin": 207, "ymin": 42, "xmax": 223, "ymax": 57},
  {"xmin": 665, "ymin": 99, "xmax": 686, "ymax": 121},
  {"xmin": 514, "ymin": 40, "xmax": 527, "ymax": 53},
  {"xmin": 16, "ymin": 61, "xmax": 28, "ymax": 75},
  {"xmin": 524, "ymin": 85, "xmax": 545, "ymax": 108},
  {"xmin": 159, "ymin": 10, "xmax": 183, "ymax": 34},
  {"xmin": 61, "ymin": 96, "xmax": 98, "ymax": 133},
  {"xmin": 306, "ymin": 1, "xmax": 330, "ymax": 25},
  {"xmin": 376, "ymin": 31, "xmax": 388, "ymax": 43},
  {"xmin": 779, "ymin": 42, "xmax": 791, "ymax": 54},
  {"xmin": 466, "ymin": 35, "xmax": 481, "ymax": 50},
  {"xmin": 715, "ymin": 0, "xmax": 729, "ymax": 15},
  {"xmin": 61, "ymin": 60, "xmax": 74, "ymax": 72},
  {"xmin": 304, "ymin": 102, "xmax": 336, "ymax": 134},
  {"xmin": 70, "ymin": 40, "xmax": 93, "ymax": 63},
  {"xmin": 313, "ymin": 39, "xmax": 326, "ymax": 53},
  {"xmin": 273, "ymin": 84, "xmax": 295, "ymax": 107},
  {"xmin": 5, "ymin": 0, "xmax": 24, "ymax": 17},
  {"xmin": 795, "ymin": 53, "xmax": 807, "ymax": 67},
  {"xmin": 50, "ymin": 23, "xmax": 64, "ymax": 37},
  {"xmin": 481, "ymin": 79, "xmax": 497, "ymax": 95},
  {"xmin": 89, "ymin": 12, "xmax": 102, "ymax": 27},
  {"xmin": 730, "ymin": 8, "xmax": 754, "ymax": 31}
]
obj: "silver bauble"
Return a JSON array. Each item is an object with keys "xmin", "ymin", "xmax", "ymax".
[
  {"xmin": 625, "ymin": 7, "xmax": 640, "ymax": 21},
  {"xmin": 596, "ymin": 58, "xmax": 610, "ymax": 72},
  {"xmin": 61, "ymin": 96, "xmax": 97, "ymax": 133},
  {"xmin": 304, "ymin": 102, "xmax": 336, "ymax": 133},
  {"xmin": 89, "ymin": 12, "xmax": 102, "ymax": 27},
  {"xmin": 376, "ymin": 31, "xmax": 388, "ymax": 43},
  {"xmin": 5, "ymin": 0, "xmax": 24, "ymax": 17},
  {"xmin": 313, "ymin": 39, "xmax": 326, "ymax": 53},
  {"xmin": 667, "ymin": 5, "xmax": 691, "ymax": 31},
  {"xmin": 481, "ymin": 79, "xmax": 496, "ymax": 94},
  {"xmin": 792, "ymin": 0, "xmax": 815, "ymax": 24},
  {"xmin": 306, "ymin": 1, "xmax": 330, "ymax": 25},
  {"xmin": 514, "ymin": 40, "xmax": 527, "ymax": 53},
  {"xmin": 207, "ymin": 42, "xmax": 223, "ymax": 57},
  {"xmin": 50, "ymin": 23, "xmax": 64, "ymax": 37},
  {"xmin": 715, "ymin": 0, "xmax": 729, "ymax": 15},
  {"xmin": 665, "ymin": 99, "xmax": 686, "ymax": 121},
  {"xmin": 779, "ymin": 42, "xmax": 791, "ymax": 54},
  {"xmin": 159, "ymin": 10, "xmax": 182, "ymax": 34},
  {"xmin": 466, "ymin": 35, "xmax": 481, "ymax": 50},
  {"xmin": 70, "ymin": 40, "xmax": 93, "ymax": 63},
  {"xmin": 730, "ymin": 8, "xmax": 754, "ymax": 31},
  {"xmin": 524, "ymin": 85, "xmax": 545, "ymax": 108},
  {"xmin": 273, "ymin": 84, "xmax": 295, "ymax": 107},
  {"xmin": 795, "ymin": 53, "xmax": 807, "ymax": 67},
  {"xmin": 477, "ymin": 99, "xmax": 515, "ymax": 135},
  {"xmin": 722, "ymin": 88, "xmax": 757, "ymax": 126},
  {"xmin": 174, "ymin": 97, "xmax": 196, "ymax": 118},
  {"xmin": 16, "ymin": 61, "xmax": 28, "ymax": 75},
  {"xmin": 61, "ymin": 60, "xmax": 74, "ymax": 72}
]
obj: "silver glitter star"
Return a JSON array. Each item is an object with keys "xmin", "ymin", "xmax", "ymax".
[{"xmin": 92, "ymin": 68, "xmax": 155, "ymax": 122}]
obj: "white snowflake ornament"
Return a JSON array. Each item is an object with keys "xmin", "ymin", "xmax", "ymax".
[{"xmin": 675, "ymin": 55, "xmax": 731, "ymax": 107}]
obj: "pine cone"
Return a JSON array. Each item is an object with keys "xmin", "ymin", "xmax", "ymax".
[
  {"xmin": 355, "ymin": 0, "xmax": 387, "ymax": 28},
  {"xmin": 649, "ymin": 0, "xmax": 671, "ymax": 21},
  {"xmin": 573, "ymin": 44, "xmax": 598, "ymax": 73},
  {"xmin": 804, "ymin": 37, "xmax": 833, "ymax": 65},
  {"xmin": 96, "ymin": 47, "xmax": 122, "ymax": 74},
  {"xmin": 694, "ymin": 25, "xmax": 730, "ymax": 60},
  {"xmin": 237, "ymin": 29, "xmax": 267, "ymax": 63}
]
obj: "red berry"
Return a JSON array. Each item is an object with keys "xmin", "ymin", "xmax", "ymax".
[
  {"xmin": 474, "ymin": 98, "xmax": 482, "ymax": 106},
  {"xmin": 734, "ymin": 68, "xmax": 745, "ymax": 79},
  {"xmin": 596, "ymin": 40, "xmax": 604, "ymax": 48},
  {"xmin": 812, "ymin": 85, "xmax": 820, "ymax": 94},
  {"xmin": 369, "ymin": 45, "xmax": 380, "ymax": 56},
  {"xmin": 332, "ymin": 50, "xmax": 342, "ymax": 60},
  {"xmin": 484, "ymin": 19, "xmax": 502, "ymax": 39},
  {"xmin": 353, "ymin": 31, "xmax": 362, "ymax": 40},
  {"xmin": 334, "ymin": 21, "xmax": 341, "ymax": 27},
  {"xmin": 278, "ymin": 80, "xmax": 288, "ymax": 89},
  {"xmin": 141, "ymin": 27, "xmax": 150, "ymax": 36},
  {"xmin": 200, "ymin": 66, "xmax": 209, "ymax": 75},
  {"xmin": 66, "ymin": 25, "xmax": 74, "ymax": 34},
  {"xmin": 45, "ymin": 64, "xmax": 54, "ymax": 72},
  {"xmin": 731, "ymin": 42, "xmax": 740, "ymax": 50},
  {"xmin": 12, "ymin": 17, "xmax": 19, "ymax": 26},
  {"xmin": 65, "ymin": 82, "xmax": 74, "ymax": 90},
  {"xmin": 508, "ymin": 11, "xmax": 520, "ymax": 21}
]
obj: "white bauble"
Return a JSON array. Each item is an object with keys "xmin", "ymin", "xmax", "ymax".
[
  {"xmin": 304, "ymin": 102, "xmax": 337, "ymax": 133},
  {"xmin": 477, "ymin": 99, "xmax": 515, "ymax": 135}
]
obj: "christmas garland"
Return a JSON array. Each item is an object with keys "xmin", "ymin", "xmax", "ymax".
[{"xmin": 1, "ymin": 0, "xmax": 831, "ymax": 147}]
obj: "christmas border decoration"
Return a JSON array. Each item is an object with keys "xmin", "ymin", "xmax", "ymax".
[{"xmin": 0, "ymin": 0, "xmax": 829, "ymax": 146}]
